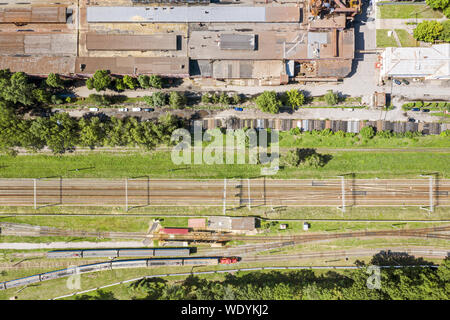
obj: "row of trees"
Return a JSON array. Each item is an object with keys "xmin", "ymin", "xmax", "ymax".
[
  {"xmin": 0, "ymin": 103, "xmax": 180, "ymax": 154},
  {"xmin": 88, "ymin": 257, "xmax": 450, "ymax": 300},
  {"xmin": 413, "ymin": 20, "xmax": 450, "ymax": 43},
  {"xmin": 86, "ymin": 70, "xmax": 163, "ymax": 92},
  {"xmin": 255, "ymin": 90, "xmax": 340, "ymax": 114}
]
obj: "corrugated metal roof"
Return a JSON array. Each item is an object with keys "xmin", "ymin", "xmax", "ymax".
[
  {"xmin": 0, "ymin": 7, "xmax": 66, "ymax": 23},
  {"xmin": 219, "ymin": 34, "xmax": 255, "ymax": 51},
  {"xmin": 85, "ymin": 6, "xmax": 300, "ymax": 23},
  {"xmin": 86, "ymin": 34, "xmax": 178, "ymax": 51},
  {"xmin": 87, "ymin": 6, "xmax": 267, "ymax": 23}
]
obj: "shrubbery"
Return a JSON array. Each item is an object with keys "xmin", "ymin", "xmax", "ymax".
[
  {"xmin": 283, "ymin": 148, "xmax": 331, "ymax": 168},
  {"xmin": 255, "ymin": 91, "xmax": 282, "ymax": 114}
]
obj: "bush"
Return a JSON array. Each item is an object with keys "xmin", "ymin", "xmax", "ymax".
[
  {"xmin": 324, "ymin": 90, "xmax": 339, "ymax": 105},
  {"xmin": 232, "ymin": 93, "xmax": 242, "ymax": 105},
  {"xmin": 413, "ymin": 21, "xmax": 443, "ymax": 43},
  {"xmin": 138, "ymin": 75, "xmax": 151, "ymax": 89},
  {"xmin": 283, "ymin": 148, "xmax": 330, "ymax": 168},
  {"xmin": 219, "ymin": 92, "xmax": 230, "ymax": 105},
  {"xmin": 444, "ymin": 6, "xmax": 450, "ymax": 19},
  {"xmin": 114, "ymin": 78, "xmax": 127, "ymax": 92},
  {"xmin": 152, "ymin": 92, "xmax": 167, "ymax": 107},
  {"xmin": 201, "ymin": 93, "xmax": 212, "ymax": 104},
  {"xmin": 425, "ymin": 0, "xmax": 449, "ymax": 10},
  {"xmin": 46, "ymin": 73, "xmax": 64, "ymax": 89},
  {"xmin": 440, "ymin": 130, "xmax": 450, "ymax": 137},
  {"xmin": 211, "ymin": 93, "xmax": 220, "ymax": 104},
  {"xmin": 143, "ymin": 96, "xmax": 153, "ymax": 107},
  {"xmin": 149, "ymin": 75, "xmax": 163, "ymax": 89},
  {"xmin": 123, "ymin": 75, "xmax": 138, "ymax": 90},
  {"xmin": 255, "ymin": 91, "xmax": 281, "ymax": 114},
  {"xmin": 169, "ymin": 91, "xmax": 186, "ymax": 108},
  {"xmin": 285, "ymin": 89, "xmax": 305, "ymax": 110},
  {"xmin": 87, "ymin": 70, "xmax": 112, "ymax": 92},
  {"xmin": 360, "ymin": 126, "xmax": 375, "ymax": 139},
  {"xmin": 440, "ymin": 19, "xmax": 450, "ymax": 42}
]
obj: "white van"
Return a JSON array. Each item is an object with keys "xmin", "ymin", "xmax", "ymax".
[
  {"xmin": 89, "ymin": 107, "xmax": 99, "ymax": 112},
  {"xmin": 132, "ymin": 107, "xmax": 142, "ymax": 112},
  {"xmin": 118, "ymin": 108, "xmax": 128, "ymax": 112}
]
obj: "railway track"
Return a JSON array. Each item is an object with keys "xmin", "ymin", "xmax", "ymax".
[
  {"xmin": 242, "ymin": 248, "xmax": 449, "ymax": 263},
  {"xmin": 0, "ymin": 178, "xmax": 449, "ymax": 207}
]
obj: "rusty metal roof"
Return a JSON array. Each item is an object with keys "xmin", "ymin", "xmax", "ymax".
[{"xmin": 85, "ymin": 34, "xmax": 178, "ymax": 51}]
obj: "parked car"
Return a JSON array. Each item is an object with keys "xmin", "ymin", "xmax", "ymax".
[
  {"xmin": 422, "ymin": 109, "xmax": 430, "ymax": 113},
  {"xmin": 118, "ymin": 108, "xmax": 128, "ymax": 112},
  {"xmin": 234, "ymin": 107, "xmax": 243, "ymax": 111},
  {"xmin": 402, "ymin": 79, "xmax": 410, "ymax": 85},
  {"xmin": 143, "ymin": 108, "xmax": 154, "ymax": 112},
  {"xmin": 393, "ymin": 79, "xmax": 402, "ymax": 85},
  {"xmin": 411, "ymin": 108, "xmax": 420, "ymax": 111},
  {"xmin": 132, "ymin": 107, "xmax": 142, "ymax": 112},
  {"xmin": 89, "ymin": 107, "xmax": 99, "ymax": 112},
  {"xmin": 407, "ymin": 118, "xmax": 415, "ymax": 122}
]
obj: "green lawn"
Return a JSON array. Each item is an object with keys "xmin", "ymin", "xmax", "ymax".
[
  {"xmin": 395, "ymin": 29, "xmax": 419, "ymax": 47},
  {"xmin": 377, "ymin": 29, "xmax": 399, "ymax": 47},
  {"xmin": 279, "ymin": 131, "xmax": 450, "ymax": 148},
  {"xmin": 378, "ymin": 4, "xmax": 444, "ymax": 19},
  {"xmin": 0, "ymin": 151, "xmax": 448, "ymax": 179},
  {"xmin": 0, "ymin": 206, "xmax": 448, "ymax": 221}
]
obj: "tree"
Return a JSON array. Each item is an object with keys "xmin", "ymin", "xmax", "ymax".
[
  {"xmin": 285, "ymin": 89, "xmax": 305, "ymax": 110},
  {"xmin": 425, "ymin": 0, "xmax": 449, "ymax": 9},
  {"xmin": 152, "ymin": 92, "xmax": 167, "ymax": 107},
  {"xmin": 439, "ymin": 19, "xmax": 450, "ymax": 42},
  {"xmin": 444, "ymin": 6, "xmax": 450, "ymax": 18},
  {"xmin": 413, "ymin": 21, "xmax": 443, "ymax": 43},
  {"xmin": 138, "ymin": 75, "xmax": 151, "ymax": 89},
  {"xmin": 29, "ymin": 113, "xmax": 79, "ymax": 154},
  {"xmin": 87, "ymin": 70, "xmax": 112, "ymax": 92},
  {"xmin": 123, "ymin": 75, "xmax": 137, "ymax": 90},
  {"xmin": 324, "ymin": 90, "xmax": 339, "ymax": 105},
  {"xmin": 0, "ymin": 72, "xmax": 35, "ymax": 106},
  {"xmin": 114, "ymin": 78, "xmax": 127, "ymax": 92},
  {"xmin": 255, "ymin": 91, "xmax": 281, "ymax": 114},
  {"xmin": 149, "ymin": 75, "xmax": 163, "ymax": 89},
  {"xmin": 79, "ymin": 116, "xmax": 106, "ymax": 149},
  {"xmin": 232, "ymin": 93, "xmax": 241, "ymax": 105},
  {"xmin": 46, "ymin": 73, "xmax": 64, "ymax": 89},
  {"xmin": 32, "ymin": 88, "xmax": 51, "ymax": 104},
  {"xmin": 169, "ymin": 92, "xmax": 186, "ymax": 108},
  {"xmin": 360, "ymin": 126, "xmax": 375, "ymax": 139},
  {"xmin": 219, "ymin": 92, "xmax": 230, "ymax": 105},
  {"xmin": 201, "ymin": 93, "xmax": 212, "ymax": 104}
]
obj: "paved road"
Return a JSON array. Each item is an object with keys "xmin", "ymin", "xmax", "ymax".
[{"xmin": 1, "ymin": 178, "xmax": 449, "ymax": 207}]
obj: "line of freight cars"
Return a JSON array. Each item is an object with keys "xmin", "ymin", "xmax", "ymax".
[
  {"xmin": 0, "ymin": 257, "xmax": 238, "ymax": 290},
  {"xmin": 197, "ymin": 119, "xmax": 447, "ymax": 135},
  {"xmin": 46, "ymin": 248, "xmax": 190, "ymax": 259}
]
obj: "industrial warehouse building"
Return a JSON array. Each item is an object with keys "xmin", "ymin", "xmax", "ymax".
[
  {"xmin": 380, "ymin": 44, "xmax": 450, "ymax": 81},
  {"xmin": 0, "ymin": 1, "xmax": 360, "ymax": 84}
]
